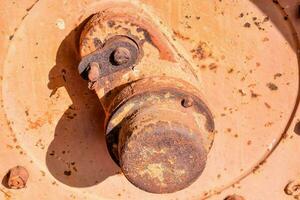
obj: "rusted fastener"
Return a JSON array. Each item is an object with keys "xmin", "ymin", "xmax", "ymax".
[
  {"xmin": 113, "ymin": 47, "xmax": 131, "ymax": 65},
  {"xmin": 181, "ymin": 96, "xmax": 194, "ymax": 108},
  {"xmin": 224, "ymin": 194, "xmax": 245, "ymax": 200},
  {"xmin": 88, "ymin": 62, "xmax": 100, "ymax": 90},
  {"xmin": 7, "ymin": 166, "xmax": 29, "ymax": 189},
  {"xmin": 88, "ymin": 62, "xmax": 100, "ymax": 81},
  {"xmin": 285, "ymin": 180, "xmax": 300, "ymax": 196}
]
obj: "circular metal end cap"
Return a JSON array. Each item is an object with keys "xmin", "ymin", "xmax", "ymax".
[{"xmin": 119, "ymin": 114, "xmax": 207, "ymax": 193}]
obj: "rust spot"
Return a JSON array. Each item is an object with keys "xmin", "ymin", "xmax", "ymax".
[
  {"xmin": 173, "ymin": 30, "xmax": 190, "ymax": 41},
  {"xmin": 263, "ymin": 16, "xmax": 269, "ymax": 22},
  {"xmin": 209, "ymin": 63, "xmax": 218, "ymax": 70},
  {"xmin": 264, "ymin": 122, "xmax": 273, "ymax": 127},
  {"xmin": 93, "ymin": 37, "xmax": 102, "ymax": 49},
  {"xmin": 238, "ymin": 89, "xmax": 246, "ymax": 96},
  {"xmin": 191, "ymin": 42, "xmax": 212, "ymax": 60},
  {"xmin": 250, "ymin": 90, "xmax": 260, "ymax": 98},
  {"xmin": 264, "ymin": 102, "xmax": 271, "ymax": 109},
  {"xmin": 262, "ymin": 37, "xmax": 269, "ymax": 42},
  {"xmin": 107, "ymin": 20, "xmax": 115, "ymax": 27},
  {"xmin": 64, "ymin": 171, "xmax": 71, "ymax": 176},
  {"xmin": 274, "ymin": 73, "xmax": 282, "ymax": 79},
  {"xmin": 227, "ymin": 68, "xmax": 234, "ymax": 73},
  {"xmin": 266, "ymin": 82, "xmax": 278, "ymax": 91},
  {"xmin": 244, "ymin": 22, "xmax": 251, "ymax": 28}
]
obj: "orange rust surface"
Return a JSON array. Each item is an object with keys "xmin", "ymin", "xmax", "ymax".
[{"xmin": 0, "ymin": 0, "xmax": 300, "ymax": 200}]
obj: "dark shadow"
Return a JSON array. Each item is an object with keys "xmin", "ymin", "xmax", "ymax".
[
  {"xmin": 1, "ymin": 171, "xmax": 9, "ymax": 188},
  {"xmin": 46, "ymin": 18, "xmax": 119, "ymax": 187}
]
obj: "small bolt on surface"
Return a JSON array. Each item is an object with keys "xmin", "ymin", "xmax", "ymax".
[
  {"xmin": 224, "ymin": 194, "xmax": 245, "ymax": 200},
  {"xmin": 181, "ymin": 96, "xmax": 194, "ymax": 108},
  {"xmin": 113, "ymin": 47, "xmax": 131, "ymax": 65},
  {"xmin": 6, "ymin": 166, "xmax": 29, "ymax": 189},
  {"xmin": 88, "ymin": 62, "xmax": 100, "ymax": 90}
]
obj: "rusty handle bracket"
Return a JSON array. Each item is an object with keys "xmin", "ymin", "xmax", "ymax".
[{"xmin": 78, "ymin": 35, "xmax": 140, "ymax": 80}]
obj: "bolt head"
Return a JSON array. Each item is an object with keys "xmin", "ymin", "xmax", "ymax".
[
  {"xmin": 113, "ymin": 47, "xmax": 131, "ymax": 65},
  {"xmin": 7, "ymin": 166, "xmax": 29, "ymax": 189},
  {"xmin": 88, "ymin": 62, "xmax": 100, "ymax": 82},
  {"xmin": 181, "ymin": 97, "xmax": 194, "ymax": 108}
]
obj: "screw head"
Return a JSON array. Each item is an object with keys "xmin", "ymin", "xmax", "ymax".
[
  {"xmin": 7, "ymin": 166, "xmax": 29, "ymax": 189},
  {"xmin": 113, "ymin": 47, "xmax": 131, "ymax": 65},
  {"xmin": 181, "ymin": 97, "xmax": 194, "ymax": 108}
]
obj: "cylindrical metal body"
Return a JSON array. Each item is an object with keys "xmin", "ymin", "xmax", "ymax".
[{"xmin": 77, "ymin": 7, "xmax": 215, "ymax": 193}]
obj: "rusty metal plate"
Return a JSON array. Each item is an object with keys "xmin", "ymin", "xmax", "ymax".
[{"xmin": 0, "ymin": 0, "xmax": 299, "ymax": 200}]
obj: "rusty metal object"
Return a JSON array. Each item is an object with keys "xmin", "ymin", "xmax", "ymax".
[
  {"xmin": 104, "ymin": 78, "xmax": 214, "ymax": 193},
  {"xmin": 78, "ymin": 9, "xmax": 215, "ymax": 193},
  {"xmin": 224, "ymin": 194, "xmax": 245, "ymax": 200},
  {"xmin": 2, "ymin": 0, "xmax": 300, "ymax": 199},
  {"xmin": 103, "ymin": 78, "xmax": 214, "ymax": 193},
  {"xmin": 78, "ymin": 35, "xmax": 140, "ymax": 81},
  {"xmin": 6, "ymin": 166, "xmax": 29, "ymax": 189}
]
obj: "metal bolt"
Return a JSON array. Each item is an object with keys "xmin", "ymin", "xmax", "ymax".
[
  {"xmin": 113, "ymin": 47, "xmax": 131, "ymax": 65},
  {"xmin": 7, "ymin": 166, "xmax": 29, "ymax": 189},
  {"xmin": 224, "ymin": 194, "xmax": 245, "ymax": 200},
  {"xmin": 87, "ymin": 62, "xmax": 100, "ymax": 90},
  {"xmin": 88, "ymin": 62, "xmax": 100, "ymax": 82},
  {"xmin": 181, "ymin": 97, "xmax": 194, "ymax": 108}
]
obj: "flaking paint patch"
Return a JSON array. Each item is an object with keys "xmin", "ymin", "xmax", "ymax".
[
  {"xmin": 55, "ymin": 18, "xmax": 65, "ymax": 30},
  {"xmin": 140, "ymin": 163, "xmax": 165, "ymax": 183}
]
